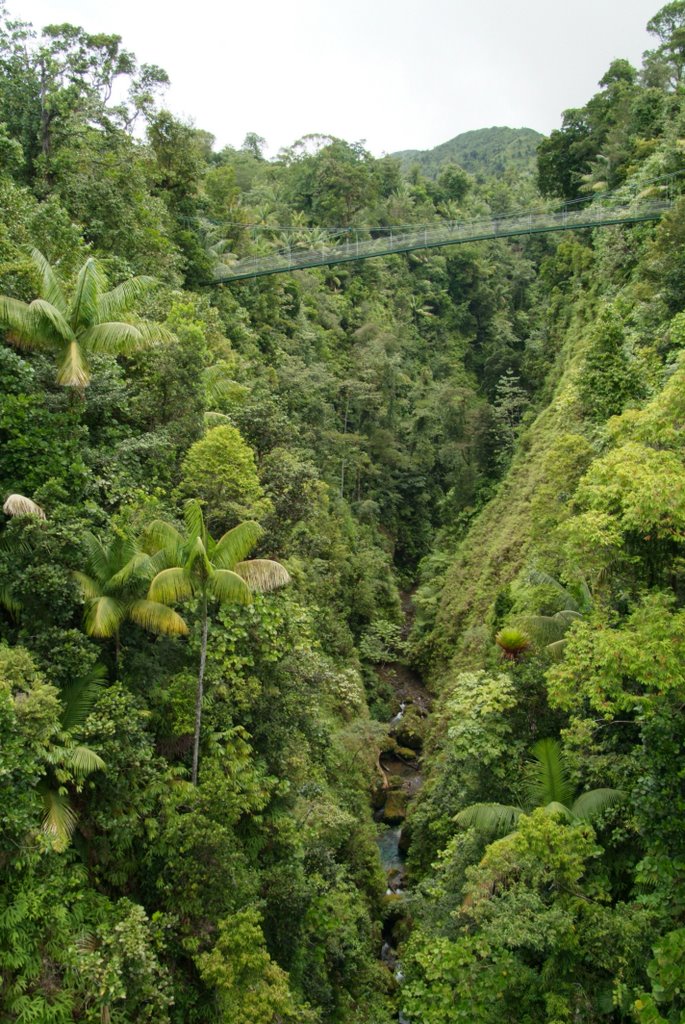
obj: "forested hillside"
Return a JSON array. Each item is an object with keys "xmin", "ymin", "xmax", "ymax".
[
  {"xmin": 0, "ymin": 3, "xmax": 684, "ymax": 1023},
  {"xmin": 393, "ymin": 125, "xmax": 543, "ymax": 180}
]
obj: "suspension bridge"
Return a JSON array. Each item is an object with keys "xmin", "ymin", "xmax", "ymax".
[{"xmin": 211, "ymin": 186, "xmax": 676, "ymax": 284}]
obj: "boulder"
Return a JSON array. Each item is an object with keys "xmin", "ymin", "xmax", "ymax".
[
  {"xmin": 383, "ymin": 790, "xmax": 408, "ymax": 824},
  {"xmin": 392, "ymin": 709, "xmax": 424, "ymax": 752}
]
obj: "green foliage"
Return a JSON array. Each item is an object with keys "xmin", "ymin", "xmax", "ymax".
[
  {"xmin": 180, "ymin": 425, "xmax": 271, "ymax": 531},
  {"xmin": 394, "ymin": 126, "xmax": 543, "ymax": 179},
  {"xmin": 195, "ymin": 907, "xmax": 305, "ymax": 1024}
]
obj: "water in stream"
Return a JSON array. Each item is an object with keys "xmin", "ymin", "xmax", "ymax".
[{"xmin": 373, "ymin": 615, "xmax": 431, "ymax": 1021}]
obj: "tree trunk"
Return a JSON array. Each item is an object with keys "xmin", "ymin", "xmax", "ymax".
[{"xmin": 191, "ymin": 596, "xmax": 208, "ymax": 785}]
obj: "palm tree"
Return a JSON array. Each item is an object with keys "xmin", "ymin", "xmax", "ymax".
[
  {"xmin": 455, "ymin": 738, "xmax": 623, "ymax": 835},
  {"xmin": 73, "ymin": 532, "xmax": 189, "ymax": 663},
  {"xmin": 40, "ymin": 664, "xmax": 107, "ymax": 851},
  {"xmin": 0, "ymin": 248, "xmax": 170, "ymax": 387},
  {"xmin": 145, "ymin": 500, "xmax": 290, "ymax": 784},
  {"xmin": 520, "ymin": 570, "xmax": 594, "ymax": 659}
]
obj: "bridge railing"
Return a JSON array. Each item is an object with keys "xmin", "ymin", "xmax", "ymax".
[{"xmin": 212, "ymin": 198, "xmax": 672, "ymax": 282}]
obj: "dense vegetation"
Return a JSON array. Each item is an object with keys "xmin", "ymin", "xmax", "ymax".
[
  {"xmin": 1, "ymin": 2, "xmax": 684, "ymax": 1022},
  {"xmin": 393, "ymin": 125, "xmax": 543, "ymax": 180}
]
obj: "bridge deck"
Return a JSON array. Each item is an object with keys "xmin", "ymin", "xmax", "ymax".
[{"xmin": 212, "ymin": 199, "xmax": 671, "ymax": 283}]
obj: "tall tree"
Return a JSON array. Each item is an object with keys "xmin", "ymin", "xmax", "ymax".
[{"xmin": 145, "ymin": 501, "xmax": 290, "ymax": 784}]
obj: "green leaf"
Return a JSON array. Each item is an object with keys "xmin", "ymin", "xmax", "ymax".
[
  {"xmin": 208, "ymin": 569, "xmax": 252, "ymax": 605},
  {"xmin": 64, "ymin": 744, "xmax": 106, "ymax": 779},
  {"xmin": 144, "ymin": 520, "xmax": 185, "ymax": 558},
  {"xmin": 129, "ymin": 598, "xmax": 189, "ymax": 636},
  {"xmin": 455, "ymin": 802, "xmax": 522, "ymax": 834},
  {"xmin": 80, "ymin": 321, "xmax": 148, "ymax": 356},
  {"xmin": 213, "ymin": 521, "xmax": 263, "ymax": 569},
  {"xmin": 29, "ymin": 247, "xmax": 67, "ymax": 313},
  {"xmin": 83, "ymin": 595, "xmax": 126, "ymax": 638},
  {"xmin": 184, "ymin": 500, "xmax": 206, "ymax": 544},
  {"xmin": 525, "ymin": 739, "xmax": 575, "ymax": 808},
  {"xmin": 28, "ymin": 298, "xmax": 75, "ymax": 343},
  {"xmin": 69, "ymin": 256, "xmax": 107, "ymax": 329},
  {"xmin": 571, "ymin": 787, "xmax": 624, "ymax": 821},
  {"xmin": 72, "ymin": 570, "xmax": 102, "ymax": 601},
  {"xmin": 96, "ymin": 275, "xmax": 157, "ymax": 321},
  {"xmin": 61, "ymin": 664, "xmax": 107, "ymax": 731},
  {"xmin": 148, "ymin": 567, "xmax": 195, "ymax": 604},
  {"xmin": 40, "ymin": 786, "xmax": 78, "ymax": 851}
]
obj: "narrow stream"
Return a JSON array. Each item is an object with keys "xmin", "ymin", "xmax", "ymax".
[{"xmin": 373, "ymin": 595, "xmax": 431, "ymax": 1021}]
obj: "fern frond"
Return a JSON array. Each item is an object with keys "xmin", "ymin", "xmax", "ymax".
[
  {"xmin": 571, "ymin": 788, "xmax": 624, "ymax": 822},
  {"xmin": 455, "ymin": 802, "xmax": 522, "ymax": 834},
  {"xmin": 525, "ymin": 739, "xmax": 574, "ymax": 808}
]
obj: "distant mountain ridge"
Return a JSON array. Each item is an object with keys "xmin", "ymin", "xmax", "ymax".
[{"xmin": 392, "ymin": 126, "xmax": 544, "ymax": 179}]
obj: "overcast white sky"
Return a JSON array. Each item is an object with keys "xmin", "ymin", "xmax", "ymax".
[{"xmin": 10, "ymin": 0, "xmax": 661, "ymax": 156}]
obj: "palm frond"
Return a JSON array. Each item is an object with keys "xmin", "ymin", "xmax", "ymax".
[
  {"xmin": 522, "ymin": 614, "xmax": 568, "ymax": 646},
  {"xmin": 60, "ymin": 664, "xmax": 107, "ymax": 731},
  {"xmin": 56, "ymin": 340, "xmax": 89, "ymax": 387},
  {"xmin": 72, "ymin": 570, "xmax": 102, "ymax": 601},
  {"xmin": 213, "ymin": 520, "xmax": 263, "ymax": 568},
  {"xmin": 148, "ymin": 567, "xmax": 195, "ymax": 604},
  {"xmin": 545, "ymin": 638, "xmax": 568, "ymax": 660},
  {"xmin": 555, "ymin": 609, "xmax": 584, "ymax": 627},
  {"xmin": 144, "ymin": 520, "xmax": 185, "ymax": 557},
  {"xmin": 455, "ymin": 802, "xmax": 522, "ymax": 834},
  {"xmin": 208, "ymin": 569, "xmax": 252, "ymax": 605},
  {"xmin": 107, "ymin": 549, "xmax": 155, "ymax": 588},
  {"xmin": 131, "ymin": 321, "xmax": 175, "ymax": 344},
  {"xmin": 81, "ymin": 531, "xmax": 116, "ymax": 584},
  {"xmin": 96, "ymin": 276, "xmax": 156, "ymax": 321},
  {"xmin": 83, "ymin": 596, "xmax": 126, "ymax": 638},
  {"xmin": 186, "ymin": 533, "xmax": 211, "ymax": 577},
  {"xmin": 29, "ymin": 248, "xmax": 68, "ymax": 313},
  {"xmin": 41, "ymin": 786, "xmax": 78, "ymax": 851},
  {"xmin": 69, "ymin": 257, "xmax": 107, "ymax": 329},
  {"xmin": 525, "ymin": 739, "xmax": 575, "ymax": 809},
  {"xmin": 0, "ymin": 295, "xmax": 49, "ymax": 348},
  {"xmin": 204, "ymin": 411, "xmax": 232, "ymax": 429},
  {"xmin": 234, "ymin": 558, "xmax": 290, "ymax": 593},
  {"xmin": 527, "ymin": 568, "xmax": 582, "ymax": 612},
  {"xmin": 28, "ymin": 298, "xmax": 74, "ymax": 342},
  {"xmin": 79, "ymin": 321, "xmax": 148, "ymax": 357},
  {"xmin": 0, "ymin": 584, "xmax": 21, "ymax": 615},
  {"xmin": 129, "ymin": 599, "xmax": 189, "ymax": 636},
  {"xmin": 3, "ymin": 493, "xmax": 46, "ymax": 519},
  {"xmin": 571, "ymin": 788, "xmax": 624, "ymax": 822},
  {"xmin": 543, "ymin": 800, "xmax": 574, "ymax": 821},
  {"xmin": 63, "ymin": 744, "xmax": 106, "ymax": 780},
  {"xmin": 183, "ymin": 500, "xmax": 206, "ymax": 544},
  {"xmin": 203, "ymin": 364, "xmax": 245, "ymax": 404}
]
